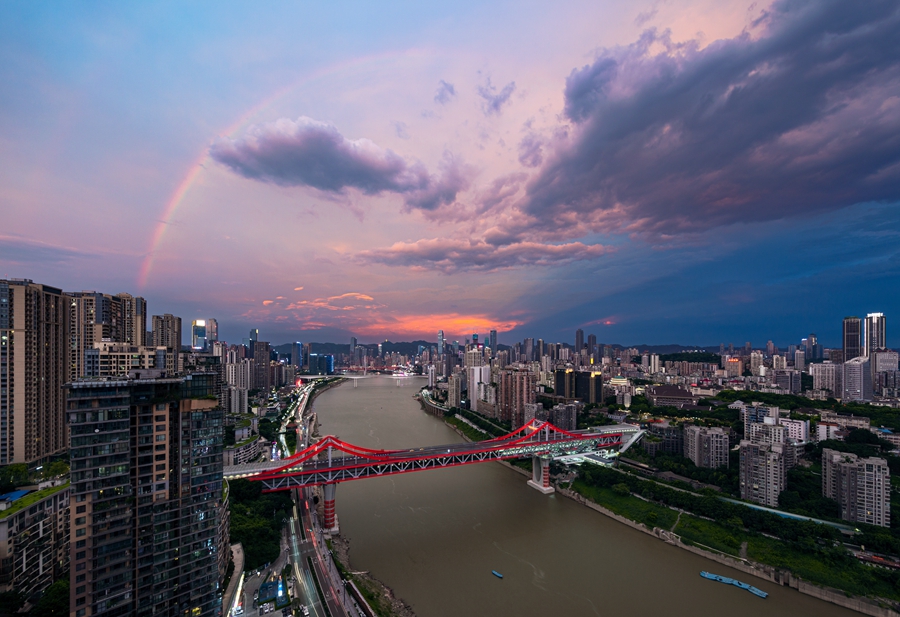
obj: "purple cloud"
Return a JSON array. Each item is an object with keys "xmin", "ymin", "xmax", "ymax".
[
  {"xmin": 210, "ymin": 116, "xmax": 468, "ymax": 211},
  {"xmin": 477, "ymin": 78, "xmax": 516, "ymax": 116},
  {"xmin": 356, "ymin": 238, "xmax": 611, "ymax": 273},
  {"xmin": 434, "ymin": 80, "xmax": 456, "ymax": 105},
  {"xmin": 520, "ymin": 0, "xmax": 900, "ymax": 238},
  {"xmin": 517, "ymin": 133, "xmax": 544, "ymax": 167}
]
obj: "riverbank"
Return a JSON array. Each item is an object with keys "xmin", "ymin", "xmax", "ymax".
[
  {"xmin": 439, "ymin": 415, "xmax": 898, "ymax": 617},
  {"xmin": 329, "ymin": 534, "xmax": 417, "ymax": 617},
  {"xmin": 310, "ymin": 378, "xmax": 418, "ymax": 617}
]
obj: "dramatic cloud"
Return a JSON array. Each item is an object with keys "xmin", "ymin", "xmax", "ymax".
[
  {"xmin": 210, "ymin": 116, "xmax": 469, "ymax": 211},
  {"xmin": 434, "ymin": 80, "xmax": 456, "ymax": 104},
  {"xmin": 521, "ymin": 0, "xmax": 900, "ymax": 237},
  {"xmin": 477, "ymin": 78, "xmax": 516, "ymax": 115},
  {"xmin": 357, "ymin": 238, "xmax": 611, "ymax": 273}
]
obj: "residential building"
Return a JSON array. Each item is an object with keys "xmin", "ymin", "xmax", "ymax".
[
  {"xmin": 872, "ymin": 349, "xmax": 898, "ymax": 374},
  {"xmin": 822, "ymin": 449, "xmax": 891, "ymax": 528},
  {"xmin": 778, "ymin": 418, "xmax": 810, "ymax": 443},
  {"xmin": 116, "ymin": 293, "xmax": 147, "ymax": 346},
  {"xmin": 448, "ymin": 373, "xmax": 462, "ymax": 409},
  {"xmin": 499, "ymin": 369, "xmax": 536, "ymax": 427},
  {"xmin": 810, "ymin": 361, "xmax": 842, "ymax": 395},
  {"xmin": 646, "ymin": 423, "xmax": 684, "ymax": 455},
  {"xmin": 151, "ymin": 314, "xmax": 182, "ymax": 351},
  {"xmin": 66, "ymin": 373, "xmax": 225, "ymax": 617},
  {"xmin": 683, "ymin": 426, "xmax": 729, "ymax": 468},
  {"xmin": 819, "ymin": 410, "xmax": 871, "ymax": 430},
  {"xmin": 739, "ymin": 440, "xmax": 785, "ymax": 507},
  {"xmin": 793, "ymin": 349, "xmax": 805, "ymax": 371},
  {"xmin": 550, "ymin": 403, "xmax": 579, "ymax": 431},
  {"xmin": 0, "ymin": 279, "xmax": 67, "ymax": 465},
  {"xmin": 84, "ymin": 342, "xmax": 173, "ymax": 378},
  {"xmin": 191, "ymin": 319, "xmax": 209, "ymax": 351},
  {"xmin": 0, "ymin": 481, "xmax": 70, "ymax": 599},
  {"xmin": 773, "ymin": 369, "xmax": 801, "ymax": 394}
]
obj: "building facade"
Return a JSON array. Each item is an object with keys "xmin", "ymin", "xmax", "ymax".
[
  {"xmin": 0, "ymin": 482, "xmax": 70, "ymax": 600},
  {"xmin": 683, "ymin": 426, "xmax": 729, "ymax": 469},
  {"xmin": 66, "ymin": 373, "xmax": 225, "ymax": 617},
  {"xmin": 0, "ymin": 279, "xmax": 67, "ymax": 465},
  {"xmin": 822, "ymin": 449, "xmax": 890, "ymax": 528}
]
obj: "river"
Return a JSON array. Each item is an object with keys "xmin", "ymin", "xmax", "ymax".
[{"xmin": 312, "ymin": 376, "xmax": 857, "ymax": 617}]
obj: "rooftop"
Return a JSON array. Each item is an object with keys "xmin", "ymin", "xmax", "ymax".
[{"xmin": 0, "ymin": 482, "xmax": 70, "ymax": 520}]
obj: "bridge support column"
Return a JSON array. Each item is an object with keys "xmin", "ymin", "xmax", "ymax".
[
  {"xmin": 527, "ymin": 456, "xmax": 555, "ymax": 494},
  {"xmin": 323, "ymin": 482, "xmax": 339, "ymax": 534}
]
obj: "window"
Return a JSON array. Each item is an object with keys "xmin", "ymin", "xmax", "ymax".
[
  {"xmin": 76, "ymin": 528, "xmax": 85, "ymax": 537},
  {"xmin": 75, "ymin": 517, "xmax": 86, "ymax": 525},
  {"xmin": 76, "ymin": 505, "xmax": 86, "ymax": 513},
  {"xmin": 155, "ymin": 435, "xmax": 166, "ymax": 442}
]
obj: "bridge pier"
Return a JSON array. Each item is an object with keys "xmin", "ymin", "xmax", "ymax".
[
  {"xmin": 527, "ymin": 456, "xmax": 555, "ymax": 494},
  {"xmin": 323, "ymin": 482, "xmax": 339, "ymax": 534}
]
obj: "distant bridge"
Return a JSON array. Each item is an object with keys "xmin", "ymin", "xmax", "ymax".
[{"xmin": 225, "ymin": 421, "xmax": 624, "ymax": 531}]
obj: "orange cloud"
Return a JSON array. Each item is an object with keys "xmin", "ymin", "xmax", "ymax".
[{"xmin": 353, "ymin": 313, "xmax": 523, "ymax": 339}]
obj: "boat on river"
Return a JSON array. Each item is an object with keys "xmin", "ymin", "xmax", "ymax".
[
  {"xmin": 700, "ymin": 571, "xmax": 767, "ymax": 598},
  {"xmin": 492, "ymin": 570, "xmax": 503, "ymax": 579}
]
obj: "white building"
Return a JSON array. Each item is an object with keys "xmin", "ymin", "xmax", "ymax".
[{"xmin": 842, "ymin": 357, "xmax": 873, "ymax": 402}]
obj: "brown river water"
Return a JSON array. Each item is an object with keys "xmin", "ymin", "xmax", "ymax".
[{"xmin": 312, "ymin": 376, "xmax": 857, "ymax": 617}]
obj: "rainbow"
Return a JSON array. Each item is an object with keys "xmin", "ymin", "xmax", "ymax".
[{"xmin": 136, "ymin": 48, "xmax": 428, "ymax": 290}]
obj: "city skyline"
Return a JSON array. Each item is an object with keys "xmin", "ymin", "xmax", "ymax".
[{"xmin": 3, "ymin": 1, "xmax": 900, "ymax": 347}]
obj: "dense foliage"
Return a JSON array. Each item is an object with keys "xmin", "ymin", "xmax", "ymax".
[
  {"xmin": 228, "ymin": 479, "xmax": 293, "ymax": 570},
  {"xmin": 28, "ymin": 579, "xmax": 68, "ymax": 617}
]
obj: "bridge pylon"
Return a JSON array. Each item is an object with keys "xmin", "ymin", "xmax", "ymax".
[
  {"xmin": 323, "ymin": 482, "xmax": 339, "ymax": 534},
  {"xmin": 527, "ymin": 455, "xmax": 555, "ymax": 494}
]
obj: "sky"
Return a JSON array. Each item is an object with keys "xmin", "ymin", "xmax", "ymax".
[{"xmin": 2, "ymin": 0, "xmax": 899, "ymax": 348}]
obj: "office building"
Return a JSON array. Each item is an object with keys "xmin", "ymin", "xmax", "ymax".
[
  {"xmin": 793, "ymin": 349, "xmax": 805, "ymax": 371},
  {"xmin": 773, "ymin": 369, "xmax": 801, "ymax": 393},
  {"xmin": 191, "ymin": 319, "xmax": 209, "ymax": 351},
  {"xmin": 843, "ymin": 316, "xmax": 862, "ymax": 361},
  {"xmin": 437, "ymin": 330, "xmax": 444, "ymax": 356},
  {"xmin": 66, "ymin": 373, "xmax": 225, "ymax": 617},
  {"xmin": 864, "ymin": 313, "xmax": 886, "ymax": 358},
  {"xmin": 683, "ymin": 426, "xmax": 729, "ymax": 469},
  {"xmin": 0, "ymin": 279, "xmax": 67, "ymax": 465},
  {"xmin": 842, "ymin": 357, "xmax": 873, "ymax": 402},
  {"xmin": 575, "ymin": 329, "xmax": 584, "ymax": 352},
  {"xmin": 489, "ymin": 330, "xmax": 497, "ymax": 357},
  {"xmin": 822, "ymin": 449, "xmax": 890, "ymax": 528},
  {"xmin": 151, "ymin": 314, "xmax": 182, "ymax": 352}
]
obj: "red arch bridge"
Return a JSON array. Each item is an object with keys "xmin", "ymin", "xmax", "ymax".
[{"xmin": 224, "ymin": 421, "xmax": 624, "ymax": 531}]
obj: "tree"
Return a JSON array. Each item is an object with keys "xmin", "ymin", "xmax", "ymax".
[
  {"xmin": 0, "ymin": 465, "xmax": 29, "ymax": 493},
  {"xmin": 29, "ymin": 579, "xmax": 69, "ymax": 617},
  {"xmin": 43, "ymin": 461, "xmax": 69, "ymax": 478}
]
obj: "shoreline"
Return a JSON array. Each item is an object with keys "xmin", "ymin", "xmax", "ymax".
[
  {"xmin": 310, "ymin": 376, "xmax": 419, "ymax": 617},
  {"xmin": 438, "ymin": 414, "xmax": 898, "ymax": 617}
]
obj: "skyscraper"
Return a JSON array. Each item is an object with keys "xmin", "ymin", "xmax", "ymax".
[
  {"xmin": 489, "ymin": 330, "xmax": 497, "ymax": 355},
  {"xmin": 206, "ymin": 318, "xmax": 218, "ymax": 344},
  {"xmin": 192, "ymin": 319, "xmax": 208, "ymax": 351},
  {"xmin": 66, "ymin": 373, "xmax": 225, "ymax": 617},
  {"xmin": 438, "ymin": 330, "xmax": 444, "ymax": 356},
  {"xmin": 0, "ymin": 279, "xmax": 67, "ymax": 465},
  {"xmin": 864, "ymin": 313, "xmax": 886, "ymax": 358},
  {"xmin": 575, "ymin": 329, "xmax": 584, "ymax": 352},
  {"xmin": 586, "ymin": 334, "xmax": 597, "ymax": 356},
  {"xmin": 843, "ymin": 316, "xmax": 862, "ymax": 361}
]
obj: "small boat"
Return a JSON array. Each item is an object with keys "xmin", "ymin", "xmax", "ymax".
[
  {"xmin": 492, "ymin": 570, "xmax": 503, "ymax": 579},
  {"xmin": 700, "ymin": 571, "xmax": 767, "ymax": 598}
]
